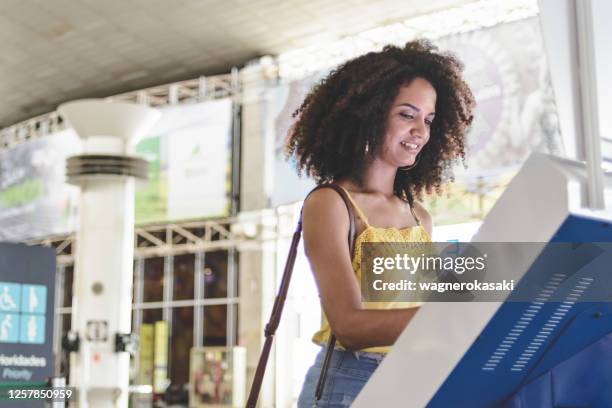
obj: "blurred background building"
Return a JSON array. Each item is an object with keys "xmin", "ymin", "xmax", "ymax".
[{"xmin": 0, "ymin": 0, "xmax": 610, "ymax": 406}]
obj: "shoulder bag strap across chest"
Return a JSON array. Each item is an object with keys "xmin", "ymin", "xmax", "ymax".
[{"xmin": 246, "ymin": 183, "xmax": 356, "ymax": 408}]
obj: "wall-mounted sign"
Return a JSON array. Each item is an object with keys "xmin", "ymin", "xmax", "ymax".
[
  {"xmin": 135, "ymin": 98, "xmax": 233, "ymax": 225},
  {"xmin": 0, "ymin": 243, "xmax": 55, "ymax": 385}
]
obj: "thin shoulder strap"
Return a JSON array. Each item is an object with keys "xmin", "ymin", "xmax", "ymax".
[
  {"xmin": 410, "ymin": 202, "xmax": 421, "ymax": 226},
  {"xmin": 405, "ymin": 190, "xmax": 421, "ymax": 226},
  {"xmin": 336, "ymin": 185, "xmax": 370, "ymax": 227}
]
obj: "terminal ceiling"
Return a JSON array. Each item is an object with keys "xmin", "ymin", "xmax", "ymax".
[{"xmin": 1, "ymin": 0, "xmax": 474, "ymax": 128}]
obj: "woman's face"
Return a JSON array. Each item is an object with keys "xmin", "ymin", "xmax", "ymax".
[{"xmin": 377, "ymin": 77, "xmax": 436, "ymax": 168}]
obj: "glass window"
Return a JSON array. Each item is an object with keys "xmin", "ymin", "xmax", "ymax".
[
  {"xmin": 203, "ymin": 305, "xmax": 227, "ymax": 346},
  {"xmin": 63, "ymin": 265, "xmax": 73, "ymax": 308},
  {"xmin": 170, "ymin": 307, "xmax": 194, "ymax": 387},
  {"xmin": 132, "ymin": 260, "xmax": 140, "ymax": 303},
  {"xmin": 59, "ymin": 314, "xmax": 71, "ymax": 378},
  {"xmin": 173, "ymin": 254, "xmax": 194, "ymax": 300},
  {"xmin": 231, "ymin": 303, "xmax": 238, "ymax": 346},
  {"xmin": 143, "ymin": 257, "xmax": 164, "ymax": 303},
  {"xmin": 142, "ymin": 308, "xmax": 163, "ymax": 324},
  {"xmin": 234, "ymin": 252, "xmax": 239, "ymax": 297},
  {"xmin": 203, "ymin": 251, "xmax": 228, "ymax": 299}
]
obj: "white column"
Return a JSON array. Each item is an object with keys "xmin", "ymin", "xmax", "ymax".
[
  {"xmin": 58, "ymin": 100, "xmax": 160, "ymax": 408},
  {"xmin": 539, "ymin": 0, "xmax": 611, "ymax": 209},
  {"xmin": 239, "ymin": 61, "xmax": 280, "ymax": 408}
]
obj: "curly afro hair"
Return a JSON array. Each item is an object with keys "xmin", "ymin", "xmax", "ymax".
[{"xmin": 285, "ymin": 39, "xmax": 475, "ymax": 204}]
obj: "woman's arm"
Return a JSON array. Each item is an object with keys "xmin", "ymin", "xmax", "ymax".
[{"xmin": 302, "ymin": 188, "xmax": 418, "ymax": 351}]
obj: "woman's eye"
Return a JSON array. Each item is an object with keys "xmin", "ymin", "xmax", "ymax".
[
  {"xmin": 399, "ymin": 112, "xmax": 414, "ymax": 120},
  {"xmin": 425, "ymin": 119, "xmax": 433, "ymax": 126}
]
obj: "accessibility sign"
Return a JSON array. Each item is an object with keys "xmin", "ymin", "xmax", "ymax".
[
  {"xmin": 0, "ymin": 243, "xmax": 56, "ymax": 386},
  {"xmin": 0, "ymin": 283, "xmax": 47, "ymax": 344}
]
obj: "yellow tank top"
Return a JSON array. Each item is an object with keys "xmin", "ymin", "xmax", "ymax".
[{"xmin": 311, "ymin": 186, "xmax": 432, "ymax": 353}]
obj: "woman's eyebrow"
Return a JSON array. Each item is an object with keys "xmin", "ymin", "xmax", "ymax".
[
  {"xmin": 398, "ymin": 103, "xmax": 420, "ymax": 111},
  {"xmin": 398, "ymin": 103, "xmax": 435, "ymax": 116}
]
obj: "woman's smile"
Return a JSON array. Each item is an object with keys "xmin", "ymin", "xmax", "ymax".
[{"xmin": 400, "ymin": 140, "xmax": 420, "ymax": 153}]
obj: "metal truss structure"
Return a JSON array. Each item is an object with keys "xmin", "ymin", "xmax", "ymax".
[
  {"xmin": 0, "ymin": 72, "xmax": 238, "ymax": 151},
  {"xmin": 27, "ymin": 205, "xmax": 298, "ymax": 266},
  {"xmin": 28, "ymin": 219, "xmax": 238, "ymax": 266}
]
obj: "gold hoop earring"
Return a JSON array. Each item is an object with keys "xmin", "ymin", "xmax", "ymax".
[{"xmin": 398, "ymin": 153, "xmax": 421, "ymax": 171}]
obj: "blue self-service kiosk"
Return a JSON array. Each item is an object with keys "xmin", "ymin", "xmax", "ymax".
[{"xmin": 353, "ymin": 153, "xmax": 612, "ymax": 408}]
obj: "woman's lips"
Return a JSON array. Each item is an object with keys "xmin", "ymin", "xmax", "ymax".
[{"xmin": 400, "ymin": 141, "xmax": 419, "ymax": 153}]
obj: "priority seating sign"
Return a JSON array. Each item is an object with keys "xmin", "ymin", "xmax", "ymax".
[{"xmin": 0, "ymin": 243, "xmax": 55, "ymax": 384}]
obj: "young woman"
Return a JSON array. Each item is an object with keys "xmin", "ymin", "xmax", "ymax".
[{"xmin": 286, "ymin": 40, "xmax": 474, "ymax": 407}]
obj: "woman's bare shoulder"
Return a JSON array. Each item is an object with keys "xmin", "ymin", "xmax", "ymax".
[
  {"xmin": 301, "ymin": 187, "xmax": 352, "ymax": 259},
  {"xmin": 302, "ymin": 187, "xmax": 350, "ymax": 231}
]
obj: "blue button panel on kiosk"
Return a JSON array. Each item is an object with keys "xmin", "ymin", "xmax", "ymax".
[{"xmin": 427, "ymin": 214, "xmax": 612, "ymax": 407}]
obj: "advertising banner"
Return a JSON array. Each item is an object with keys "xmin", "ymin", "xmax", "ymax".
[
  {"xmin": 135, "ymin": 98, "xmax": 233, "ymax": 224},
  {"xmin": 137, "ymin": 324, "xmax": 154, "ymax": 385},
  {"xmin": 0, "ymin": 131, "xmax": 80, "ymax": 242},
  {"xmin": 153, "ymin": 321, "xmax": 168, "ymax": 394},
  {"xmin": 0, "ymin": 98, "xmax": 233, "ymax": 241}
]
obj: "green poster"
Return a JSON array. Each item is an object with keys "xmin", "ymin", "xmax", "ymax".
[{"xmin": 135, "ymin": 136, "xmax": 167, "ymax": 224}]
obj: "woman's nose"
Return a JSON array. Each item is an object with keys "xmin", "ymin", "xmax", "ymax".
[{"xmin": 411, "ymin": 120, "xmax": 428, "ymax": 139}]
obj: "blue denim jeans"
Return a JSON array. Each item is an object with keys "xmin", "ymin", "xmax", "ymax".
[{"xmin": 297, "ymin": 346, "xmax": 384, "ymax": 408}]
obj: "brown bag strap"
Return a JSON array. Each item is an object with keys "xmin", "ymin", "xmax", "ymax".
[
  {"xmin": 246, "ymin": 183, "xmax": 357, "ymax": 408},
  {"xmin": 313, "ymin": 184, "xmax": 356, "ymax": 403}
]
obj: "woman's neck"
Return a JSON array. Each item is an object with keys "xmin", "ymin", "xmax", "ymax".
[{"xmin": 342, "ymin": 159, "xmax": 397, "ymax": 198}]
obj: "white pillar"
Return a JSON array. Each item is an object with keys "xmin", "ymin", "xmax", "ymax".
[
  {"xmin": 239, "ymin": 61, "xmax": 279, "ymax": 408},
  {"xmin": 58, "ymin": 100, "xmax": 160, "ymax": 408},
  {"xmin": 539, "ymin": 0, "xmax": 611, "ymax": 209}
]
